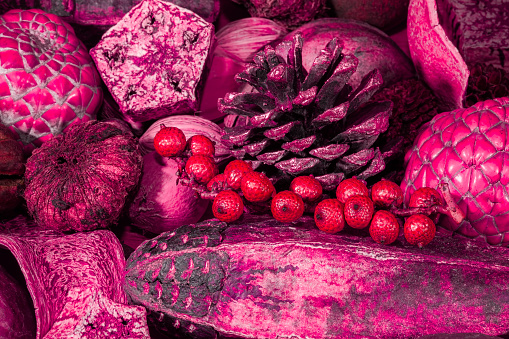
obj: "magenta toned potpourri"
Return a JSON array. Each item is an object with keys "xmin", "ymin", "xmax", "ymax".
[
  {"xmin": 1, "ymin": 0, "xmax": 509, "ymax": 338},
  {"xmin": 0, "ymin": 9, "xmax": 103, "ymax": 154}
]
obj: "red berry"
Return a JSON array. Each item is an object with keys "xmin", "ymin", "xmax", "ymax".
[
  {"xmin": 404, "ymin": 214, "xmax": 436, "ymax": 248},
  {"xmin": 344, "ymin": 195, "xmax": 374, "ymax": 229},
  {"xmin": 371, "ymin": 179, "xmax": 404, "ymax": 208},
  {"xmin": 154, "ymin": 125, "xmax": 186, "ymax": 157},
  {"xmin": 213, "ymin": 190, "xmax": 244, "ymax": 222},
  {"xmin": 290, "ymin": 175, "xmax": 323, "ymax": 202},
  {"xmin": 224, "ymin": 159, "xmax": 253, "ymax": 190},
  {"xmin": 185, "ymin": 155, "xmax": 218, "ymax": 184},
  {"xmin": 314, "ymin": 199, "xmax": 344, "ymax": 234},
  {"xmin": 241, "ymin": 171, "xmax": 275, "ymax": 202},
  {"xmin": 369, "ymin": 210, "xmax": 400, "ymax": 245},
  {"xmin": 271, "ymin": 191, "xmax": 304, "ymax": 223},
  {"xmin": 336, "ymin": 177, "xmax": 369, "ymax": 204},
  {"xmin": 187, "ymin": 134, "xmax": 215, "ymax": 157},
  {"xmin": 409, "ymin": 187, "xmax": 442, "ymax": 208},
  {"xmin": 207, "ymin": 173, "xmax": 228, "ymax": 191}
]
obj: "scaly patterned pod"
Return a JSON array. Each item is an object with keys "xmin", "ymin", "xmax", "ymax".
[{"xmin": 125, "ymin": 215, "xmax": 509, "ymax": 339}]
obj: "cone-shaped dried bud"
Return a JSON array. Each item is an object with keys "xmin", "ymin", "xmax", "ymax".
[{"xmin": 220, "ymin": 34, "xmax": 393, "ymax": 189}]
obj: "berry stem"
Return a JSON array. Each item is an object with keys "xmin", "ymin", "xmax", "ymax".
[
  {"xmin": 389, "ymin": 184, "xmax": 465, "ymax": 224},
  {"xmin": 438, "ymin": 183, "xmax": 465, "ymax": 224}
]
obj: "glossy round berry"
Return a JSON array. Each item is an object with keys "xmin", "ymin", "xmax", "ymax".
[
  {"xmin": 187, "ymin": 134, "xmax": 215, "ymax": 157},
  {"xmin": 271, "ymin": 191, "xmax": 304, "ymax": 223},
  {"xmin": 369, "ymin": 210, "xmax": 400, "ymax": 245},
  {"xmin": 344, "ymin": 195, "xmax": 374, "ymax": 229},
  {"xmin": 371, "ymin": 179, "xmax": 404, "ymax": 208},
  {"xmin": 314, "ymin": 199, "xmax": 345, "ymax": 234},
  {"xmin": 241, "ymin": 171, "xmax": 275, "ymax": 202},
  {"xmin": 404, "ymin": 214, "xmax": 436, "ymax": 248},
  {"xmin": 154, "ymin": 125, "xmax": 186, "ymax": 157},
  {"xmin": 290, "ymin": 175, "xmax": 323, "ymax": 202},
  {"xmin": 336, "ymin": 177, "xmax": 369, "ymax": 204},
  {"xmin": 207, "ymin": 173, "xmax": 227, "ymax": 191},
  {"xmin": 185, "ymin": 155, "xmax": 218, "ymax": 184},
  {"xmin": 213, "ymin": 190, "xmax": 244, "ymax": 222},
  {"xmin": 409, "ymin": 187, "xmax": 442, "ymax": 208},
  {"xmin": 224, "ymin": 159, "xmax": 253, "ymax": 190}
]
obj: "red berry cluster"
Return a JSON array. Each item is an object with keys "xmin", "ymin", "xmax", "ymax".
[
  {"xmin": 316, "ymin": 177, "xmax": 441, "ymax": 247},
  {"xmin": 154, "ymin": 127, "xmax": 465, "ymax": 248}
]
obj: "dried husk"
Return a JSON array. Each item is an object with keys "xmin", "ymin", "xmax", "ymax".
[
  {"xmin": 24, "ymin": 120, "xmax": 143, "ymax": 232},
  {"xmin": 0, "ymin": 215, "xmax": 150, "ymax": 339}
]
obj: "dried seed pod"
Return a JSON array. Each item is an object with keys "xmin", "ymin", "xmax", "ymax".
[{"xmin": 24, "ymin": 120, "xmax": 142, "ymax": 231}]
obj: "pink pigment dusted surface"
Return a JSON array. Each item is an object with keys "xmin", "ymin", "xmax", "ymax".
[
  {"xmin": 0, "ymin": 9, "xmax": 103, "ymax": 154},
  {"xmin": 0, "ymin": 215, "xmax": 150, "ymax": 339},
  {"xmin": 90, "ymin": 0, "xmax": 215, "ymax": 123},
  {"xmin": 125, "ymin": 215, "xmax": 509, "ymax": 338},
  {"xmin": 402, "ymin": 97, "xmax": 509, "ymax": 246}
]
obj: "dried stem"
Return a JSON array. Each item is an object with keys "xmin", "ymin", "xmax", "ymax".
[{"xmin": 390, "ymin": 183, "xmax": 465, "ymax": 224}]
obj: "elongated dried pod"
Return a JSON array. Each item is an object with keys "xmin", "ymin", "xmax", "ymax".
[{"xmin": 125, "ymin": 215, "xmax": 509, "ymax": 338}]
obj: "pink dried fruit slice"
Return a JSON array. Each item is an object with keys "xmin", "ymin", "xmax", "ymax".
[
  {"xmin": 407, "ymin": 0, "xmax": 469, "ymax": 110},
  {"xmin": 0, "ymin": 215, "xmax": 150, "ymax": 339},
  {"xmin": 90, "ymin": 0, "xmax": 215, "ymax": 123},
  {"xmin": 125, "ymin": 215, "xmax": 509, "ymax": 338}
]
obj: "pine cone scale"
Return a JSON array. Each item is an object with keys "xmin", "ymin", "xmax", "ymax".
[{"xmin": 220, "ymin": 34, "xmax": 394, "ymax": 189}]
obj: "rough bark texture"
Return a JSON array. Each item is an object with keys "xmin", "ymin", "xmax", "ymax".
[
  {"xmin": 407, "ymin": 0, "xmax": 468, "ymax": 110},
  {"xmin": 125, "ymin": 215, "xmax": 509, "ymax": 339},
  {"xmin": 0, "ymin": 215, "xmax": 150, "ymax": 339},
  {"xmin": 435, "ymin": 0, "xmax": 509, "ymax": 74},
  {"xmin": 90, "ymin": 0, "xmax": 215, "ymax": 123}
]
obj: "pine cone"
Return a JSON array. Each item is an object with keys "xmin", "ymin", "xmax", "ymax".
[{"xmin": 219, "ymin": 34, "xmax": 395, "ymax": 190}]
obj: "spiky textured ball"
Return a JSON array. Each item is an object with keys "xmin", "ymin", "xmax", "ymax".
[
  {"xmin": 371, "ymin": 179, "xmax": 404, "ymax": 208},
  {"xmin": 224, "ymin": 159, "xmax": 253, "ymax": 190},
  {"xmin": 187, "ymin": 134, "xmax": 215, "ymax": 157}
]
